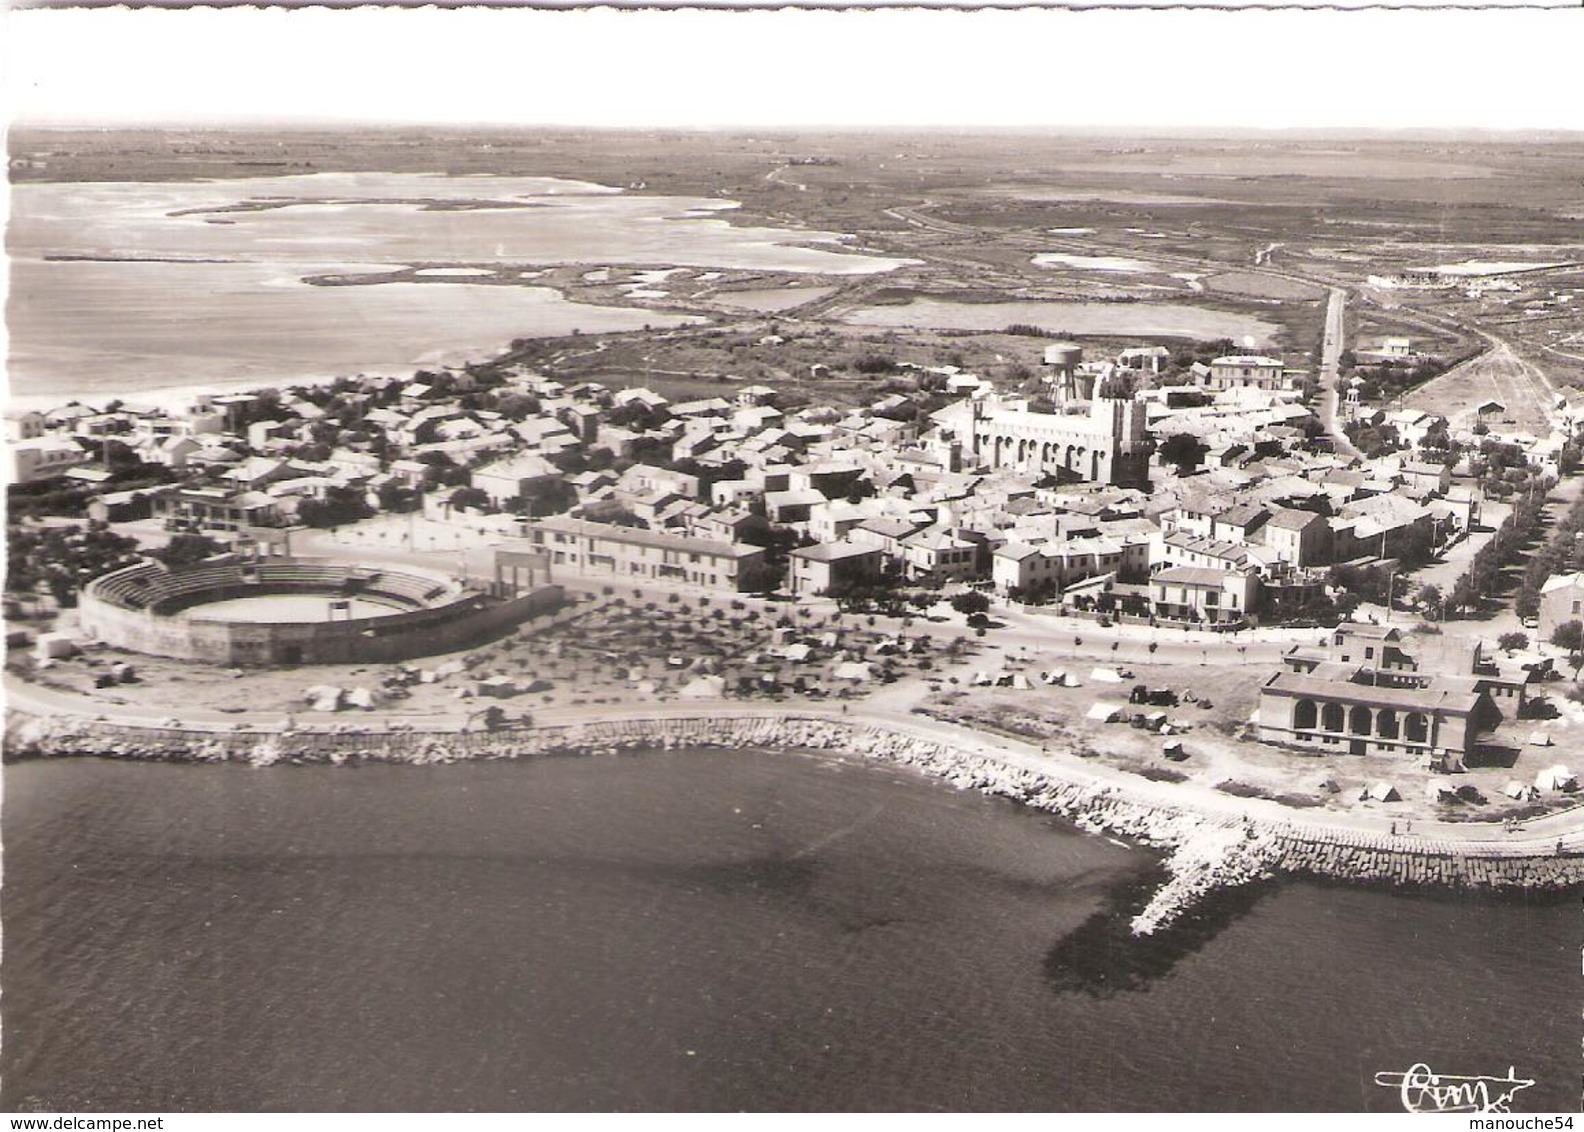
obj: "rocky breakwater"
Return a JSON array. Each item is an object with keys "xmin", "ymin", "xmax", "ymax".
[{"xmin": 8, "ymin": 709, "xmax": 1580, "ymax": 929}]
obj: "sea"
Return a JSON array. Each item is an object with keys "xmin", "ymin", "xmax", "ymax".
[{"xmin": 2, "ymin": 748, "xmax": 1576, "ymax": 1113}]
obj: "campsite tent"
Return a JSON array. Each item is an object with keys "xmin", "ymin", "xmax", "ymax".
[
  {"xmin": 832, "ymin": 662, "xmax": 873, "ymax": 683},
  {"xmin": 304, "ymin": 684, "xmax": 344, "ymax": 712},
  {"xmin": 1529, "ymin": 730, "xmax": 1555, "ymax": 747},
  {"xmin": 1312, "ymin": 775, "xmax": 1341, "ymax": 794},
  {"xmin": 678, "ymin": 674, "xmax": 726, "ymax": 700},
  {"xmin": 1534, "ymin": 765, "xmax": 1578, "ymax": 793},
  {"xmin": 1086, "ymin": 701, "xmax": 1125, "ymax": 723},
  {"xmin": 1366, "ymin": 781, "xmax": 1401, "ymax": 802},
  {"xmin": 1425, "ymin": 780, "xmax": 1456, "ymax": 802},
  {"xmin": 1083, "ymin": 699, "xmax": 1121, "ymax": 725},
  {"xmin": 1010, "ymin": 673, "xmax": 1033, "ymax": 690},
  {"xmin": 1162, "ymin": 740, "xmax": 1187, "ymax": 761},
  {"xmin": 1502, "ymin": 780, "xmax": 1538, "ymax": 801},
  {"xmin": 1090, "ymin": 667, "xmax": 1125, "ymax": 684}
]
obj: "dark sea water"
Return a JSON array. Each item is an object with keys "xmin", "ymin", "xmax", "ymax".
[{"xmin": 2, "ymin": 751, "xmax": 1576, "ymax": 1113}]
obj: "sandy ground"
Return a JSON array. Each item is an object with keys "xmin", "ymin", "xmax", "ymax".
[{"xmin": 1404, "ymin": 337, "xmax": 1558, "ymax": 433}]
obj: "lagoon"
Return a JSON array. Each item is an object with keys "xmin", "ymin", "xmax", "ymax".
[
  {"xmin": 7, "ymin": 172, "xmax": 910, "ymax": 403},
  {"xmin": 842, "ymin": 298, "xmax": 1280, "ymax": 345}
]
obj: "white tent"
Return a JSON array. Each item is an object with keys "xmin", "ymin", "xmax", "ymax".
[
  {"xmin": 832, "ymin": 662, "xmax": 873, "ymax": 683},
  {"xmin": 1086, "ymin": 701, "xmax": 1125, "ymax": 723},
  {"xmin": 1534, "ymin": 765, "xmax": 1577, "ymax": 793},
  {"xmin": 1528, "ymin": 730, "xmax": 1555, "ymax": 747},
  {"xmin": 1090, "ymin": 667, "xmax": 1125, "ymax": 684},
  {"xmin": 971, "ymin": 671, "xmax": 995, "ymax": 687},
  {"xmin": 1366, "ymin": 781, "xmax": 1401, "ymax": 802},
  {"xmin": 678, "ymin": 674, "xmax": 726, "ymax": 700},
  {"xmin": 1010, "ymin": 674, "xmax": 1033, "ymax": 690},
  {"xmin": 1041, "ymin": 668, "xmax": 1065, "ymax": 685},
  {"xmin": 1312, "ymin": 775, "xmax": 1341, "ymax": 794},
  {"xmin": 305, "ymin": 685, "xmax": 344, "ymax": 713},
  {"xmin": 1425, "ymin": 780, "xmax": 1456, "ymax": 801},
  {"xmin": 1060, "ymin": 674, "xmax": 1083, "ymax": 688},
  {"xmin": 1502, "ymin": 780, "xmax": 1537, "ymax": 801}
]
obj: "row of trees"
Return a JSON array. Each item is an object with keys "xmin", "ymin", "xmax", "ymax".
[
  {"xmin": 1443, "ymin": 489, "xmax": 1550, "ymax": 616},
  {"xmin": 1516, "ymin": 489, "xmax": 1584, "ymax": 621}
]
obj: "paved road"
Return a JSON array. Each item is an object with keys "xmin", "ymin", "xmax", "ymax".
[{"xmin": 1317, "ymin": 285, "xmax": 1362, "ymax": 458}]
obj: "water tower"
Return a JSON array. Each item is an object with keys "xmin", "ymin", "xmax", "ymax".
[{"xmin": 1042, "ymin": 341, "xmax": 1085, "ymax": 402}]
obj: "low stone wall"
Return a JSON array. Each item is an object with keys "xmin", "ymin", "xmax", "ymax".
[{"xmin": 9, "ymin": 709, "xmax": 1579, "ymax": 929}]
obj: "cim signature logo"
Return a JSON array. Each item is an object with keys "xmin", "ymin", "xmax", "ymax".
[{"xmin": 1374, "ymin": 1063, "xmax": 1536, "ymax": 1113}]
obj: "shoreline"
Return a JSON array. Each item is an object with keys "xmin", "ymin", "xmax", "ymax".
[{"xmin": 9, "ymin": 706, "xmax": 1580, "ymax": 934}]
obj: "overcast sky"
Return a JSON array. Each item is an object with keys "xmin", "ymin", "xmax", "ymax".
[
  {"xmin": 5, "ymin": 8, "xmax": 1581, "ymax": 133},
  {"xmin": 0, "ymin": 8, "xmax": 1574, "ymax": 407}
]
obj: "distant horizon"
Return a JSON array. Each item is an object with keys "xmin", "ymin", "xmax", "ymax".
[{"xmin": 12, "ymin": 123, "xmax": 1584, "ymax": 141}]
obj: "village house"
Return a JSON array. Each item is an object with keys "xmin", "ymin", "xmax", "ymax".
[
  {"xmin": 992, "ymin": 534, "xmax": 1149, "ymax": 598},
  {"xmin": 523, "ymin": 515, "xmax": 765, "ymax": 592},
  {"xmin": 1149, "ymin": 565, "xmax": 1260, "ymax": 625},
  {"xmin": 1539, "ymin": 572, "xmax": 1584, "ymax": 642},
  {"xmin": 472, "ymin": 451, "xmax": 562, "ymax": 507},
  {"xmin": 898, "ymin": 526, "xmax": 981, "ymax": 583},
  {"xmin": 5, "ymin": 410, "xmax": 47, "ymax": 442},
  {"xmin": 9, "ymin": 435, "xmax": 89, "ymax": 484},
  {"xmin": 150, "ymin": 485, "xmax": 282, "ymax": 532},
  {"xmin": 1204, "ymin": 355, "xmax": 1286, "ymax": 392},
  {"xmin": 787, "ymin": 541, "xmax": 886, "ymax": 597},
  {"xmin": 1382, "ymin": 409, "xmax": 1445, "ymax": 450},
  {"xmin": 1256, "ymin": 507, "xmax": 1330, "ymax": 567},
  {"xmin": 1397, "ymin": 460, "xmax": 1453, "ymax": 497}
]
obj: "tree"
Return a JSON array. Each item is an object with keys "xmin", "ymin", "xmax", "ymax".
[
  {"xmin": 853, "ymin": 353, "xmax": 898, "ymax": 375},
  {"xmin": 950, "ymin": 591, "xmax": 991, "ymax": 618},
  {"xmin": 738, "ymin": 557, "xmax": 783, "ymax": 595},
  {"xmin": 4, "ymin": 523, "xmax": 141, "ymax": 607},
  {"xmin": 1415, "ymin": 584, "xmax": 1444, "ymax": 618},
  {"xmin": 449, "ymin": 486, "xmax": 490, "ymax": 512},
  {"xmin": 1159, "ymin": 432, "xmax": 1206, "ymax": 474},
  {"xmin": 296, "ymin": 485, "xmax": 375, "ymax": 528},
  {"xmin": 1497, "ymin": 631, "xmax": 1529, "ymax": 654},
  {"xmin": 377, "ymin": 480, "xmax": 420, "ymax": 514},
  {"xmin": 1551, "ymin": 620, "xmax": 1583, "ymax": 654},
  {"xmin": 151, "ymin": 533, "xmax": 226, "ymax": 568}
]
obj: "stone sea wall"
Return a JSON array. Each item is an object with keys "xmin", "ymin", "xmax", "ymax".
[{"xmin": 8, "ymin": 710, "xmax": 1580, "ymax": 931}]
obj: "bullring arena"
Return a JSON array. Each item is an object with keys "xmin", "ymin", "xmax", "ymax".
[{"xmin": 78, "ymin": 553, "xmax": 561, "ymax": 666}]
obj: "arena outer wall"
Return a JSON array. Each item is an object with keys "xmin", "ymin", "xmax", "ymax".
[{"xmin": 78, "ymin": 559, "xmax": 563, "ymax": 666}]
